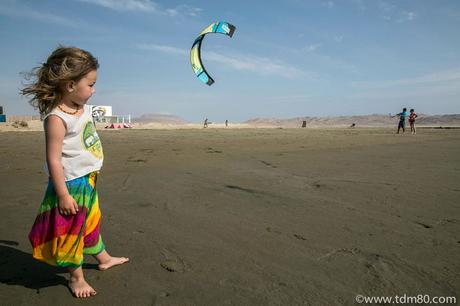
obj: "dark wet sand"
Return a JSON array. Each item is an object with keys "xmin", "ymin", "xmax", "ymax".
[{"xmin": 1, "ymin": 128, "xmax": 459, "ymax": 305}]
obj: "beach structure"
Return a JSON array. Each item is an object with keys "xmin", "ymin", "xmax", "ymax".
[{"xmin": 88, "ymin": 105, "xmax": 131, "ymax": 124}]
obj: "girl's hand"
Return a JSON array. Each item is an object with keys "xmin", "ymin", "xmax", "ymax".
[{"xmin": 58, "ymin": 194, "xmax": 79, "ymax": 216}]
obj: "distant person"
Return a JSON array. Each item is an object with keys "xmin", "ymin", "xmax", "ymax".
[
  {"xmin": 409, "ymin": 108, "xmax": 418, "ymax": 134},
  {"xmin": 350, "ymin": 123, "xmax": 356, "ymax": 128},
  {"xmin": 204, "ymin": 118, "xmax": 208, "ymax": 128},
  {"xmin": 21, "ymin": 46, "xmax": 128, "ymax": 299},
  {"xmin": 395, "ymin": 108, "xmax": 408, "ymax": 134},
  {"xmin": 225, "ymin": 119, "xmax": 228, "ymax": 127}
]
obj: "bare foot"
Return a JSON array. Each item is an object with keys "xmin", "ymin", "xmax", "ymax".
[
  {"xmin": 98, "ymin": 256, "xmax": 129, "ymax": 271},
  {"xmin": 69, "ymin": 277, "xmax": 97, "ymax": 298}
]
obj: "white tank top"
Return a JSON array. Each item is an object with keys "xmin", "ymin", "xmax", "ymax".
[{"xmin": 44, "ymin": 105, "xmax": 104, "ymax": 181}]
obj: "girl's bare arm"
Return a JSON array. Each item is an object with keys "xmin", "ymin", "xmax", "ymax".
[{"xmin": 45, "ymin": 115, "xmax": 78, "ymax": 215}]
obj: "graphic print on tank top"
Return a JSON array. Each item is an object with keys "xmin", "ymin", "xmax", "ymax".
[{"xmin": 82, "ymin": 121, "xmax": 103, "ymax": 160}]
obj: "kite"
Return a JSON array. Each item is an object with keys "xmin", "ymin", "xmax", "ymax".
[{"xmin": 190, "ymin": 22, "xmax": 236, "ymax": 86}]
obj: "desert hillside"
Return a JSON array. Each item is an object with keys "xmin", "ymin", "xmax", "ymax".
[
  {"xmin": 133, "ymin": 113, "xmax": 189, "ymax": 124},
  {"xmin": 245, "ymin": 114, "xmax": 460, "ymax": 127}
]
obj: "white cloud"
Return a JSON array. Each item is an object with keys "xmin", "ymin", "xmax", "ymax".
[
  {"xmin": 322, "ymin": 1, "xmax": 335, "ymax": 9},
  {"xmin": 0, "ymin": 2, "xmax": 81, "ymax": 28},
  {"xmin": 397, "ymin": 11, "xmax": 416, "ymax": 22},
  {"xmin": 334, "ymin": 35, "xmax": 344, "ymax": 42},
  {"xmin": 166, "ymin": 5, "xmax": 202, "ymax": 17},
  {"xmin": 351, "ymin": 1, "xmax": 417, "ymax": 23},
  {"xmin": 75, "ymin": 0, "xmax": 201, "ymax": 17},
  {"xmin": 304, "ymin": 43, "xmax": 322, "ymax": 52},
  {"xmin": 136, "ymin": 44, "xmax": 188, "ymax": 55},
  {"xmin": 76, "ymin": 0, "xmax": 159, "ymax": 12},
  {"xmin": 348, "ymin": 83, "xmax": 460, "ymax": 109},
  {"xmin": 205, "ymin": 51, "xmax": 304, "ymax": 78},
  {"xmin": 314, "ymin": 54, "xmax": 358, "ymax": 74},
  {"xmin": 349, "ymin": 68, "xmax": 460, "ymax": 108},
  {"xmin": 264, "ymin": 94, "xmax": 313, "ymax": 101},
  {"xmin": 136, "ymin": 44, "xmax": 305, "ymax": 78},
  {"xmin": 378, "ymin": 1, "xmax": 395, "ymax": 12},
  {"xmin": 350, "ymin": 0, "xmax": 366, "ymax": 11},
  {"xmin": 353, "ymin": 68, "xmax": 460, "ymax": 89}
]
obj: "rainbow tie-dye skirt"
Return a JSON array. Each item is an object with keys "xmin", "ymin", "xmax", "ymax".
[{"xmin": 29, "ymin": 172, "xmax": 105, "ymax": 267}]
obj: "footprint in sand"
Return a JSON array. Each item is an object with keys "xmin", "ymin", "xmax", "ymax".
[
  {"xmin": 137, "ymin": 202, "xmax": 154, "ymax": 208},
  {"xmin": 311, "ymin": 180, "xmax": 328, "ymax": 189},
  {"xmin": 160, "ymin": 248, "xmax": 189, "ymax": 273},
  {"xmin": 260, "ymin": 160, "xmax": 277, "ymax": 168},
  {"xmin": 265, "ymin": 227, "xmax": 282, "ymax": 234},
  {"xmin": 293, "ymin": 234, "xmax": 307, "ymax": 240},
  {"xmin": 316, "ymin": 247, "xmax": 452, "ymax": 294},
  {"xmin": 413, "ymin": 221, "xmax": 433, "ymax": 229},
  {"xmin": 160, "ymin": 260, "xmax": 186, "ymax": 273},
  {"xmin": 206, "ymin": 147, "xmax": 223, "ymax": 153},
  {"xmin": 127, "ymin": 157, "xmax": 147, "ymax": 163},
  {"xmin": 225, "ymin": 185, "xmax": 260, "ymax": 194},
  {"xmin": 140, "ymin": 148, "xmax": 154, "ymax": 154},
  {"xmin": 122, "ymin": 174, "xmax": 132, "ymax": 190},
  {"xmin": 436, "ymin": 218, "xmax": 459, "ymax": 226}
]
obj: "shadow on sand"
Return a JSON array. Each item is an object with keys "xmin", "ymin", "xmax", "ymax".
[
  {"xmin": 0, "ymin": 241, "xmax": 67, "ymax": 293},
  {"xmin": 0, "ymin": 240, "xmax": 98, "ymax": 293}
]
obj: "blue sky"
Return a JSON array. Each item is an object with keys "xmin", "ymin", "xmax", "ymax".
[{"xmin": 1, "ymin": 0, "xmax": 459, "ymax": 122}]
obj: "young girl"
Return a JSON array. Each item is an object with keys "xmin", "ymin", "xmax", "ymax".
[
  {"xmin": 409, "ymin": 108, "xmax": 418, "ymax": 134},
  {"xmin": 21, "ymin": 46, "xmax": 128, "ymax": 298}
]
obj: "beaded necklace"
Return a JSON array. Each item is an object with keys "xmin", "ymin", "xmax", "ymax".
[{"xmin": 58, "ymin": 103, "xmax": 80, "ymax": 115}]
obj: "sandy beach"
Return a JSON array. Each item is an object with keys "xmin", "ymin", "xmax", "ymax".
[{"xmin": 0, "ymin": 127, "xmax": 459, "ymax": 305}]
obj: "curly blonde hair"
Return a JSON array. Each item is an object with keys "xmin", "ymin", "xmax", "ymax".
[{"xmin": 21, "ymin": 46, "xmax": 99, "ymax": 117}]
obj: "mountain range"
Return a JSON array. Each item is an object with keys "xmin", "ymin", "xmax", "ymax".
[{"xmin": 133, "ymin": 113, "xmax": 460, "ymax": 127}]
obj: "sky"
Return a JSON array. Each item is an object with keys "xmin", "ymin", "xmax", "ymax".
[{"xmin": 1, "ymin": 0, "xmax": 460, "ymax": 122}]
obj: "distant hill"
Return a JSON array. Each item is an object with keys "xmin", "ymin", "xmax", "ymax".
[
  {"xmin": 244, "ymin": 114, "xmax": 460, "ymax": 127},
  {"xmin": 133, "ymin": 114, "xmax": 189, "ymax": 124}
]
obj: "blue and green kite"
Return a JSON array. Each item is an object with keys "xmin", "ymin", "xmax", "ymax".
[{"xmin": 190, "ymin": 22, "xmax": 236, "ymax": 86}]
